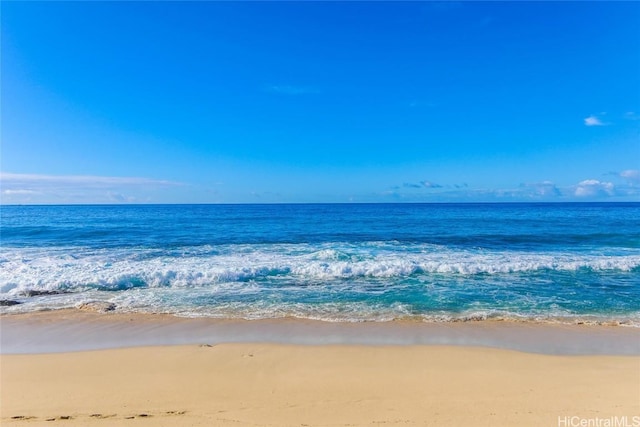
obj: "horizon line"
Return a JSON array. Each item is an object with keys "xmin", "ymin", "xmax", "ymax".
[{"xmin": 2, "ymin": 201, "xmax": 639, "ymax": 207}]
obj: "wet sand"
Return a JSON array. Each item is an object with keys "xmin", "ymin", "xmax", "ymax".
[{"xmin": 2, "ymin": 309, "xmax": 639, "ymax": 355}]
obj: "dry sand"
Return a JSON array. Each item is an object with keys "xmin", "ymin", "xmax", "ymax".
[{"xmin": 2, "ymin": 343, "xmax": 639, "ymax": 427}]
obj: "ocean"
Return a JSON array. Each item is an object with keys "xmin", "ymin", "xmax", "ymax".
[{"xmin": 1, "ymin": 203, "xmax": 639, "ymax": 325}]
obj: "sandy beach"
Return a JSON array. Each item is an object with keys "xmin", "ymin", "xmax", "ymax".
[
  {"xmin": 1, "ymin": 312, "xmax": 639, "ymax": 427},
  {"xmin": 2, "ymin": 343, "xmax": 639, "ymax": 427}
]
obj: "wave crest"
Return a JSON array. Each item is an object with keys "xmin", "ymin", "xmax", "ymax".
[{"xmin": 1, "ymin": 243, "xmax": 639, "ymax": 294}]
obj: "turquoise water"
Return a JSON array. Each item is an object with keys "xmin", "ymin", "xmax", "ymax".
[{"xmin": 1, "ymin": 203, "xmax": 639, "ymax": 324}]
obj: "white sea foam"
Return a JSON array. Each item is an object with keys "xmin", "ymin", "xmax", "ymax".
[{"xmin": 1, "ymin": 243, "xmax": 639, "ymax": 295}]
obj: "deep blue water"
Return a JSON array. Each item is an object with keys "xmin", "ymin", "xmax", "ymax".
[{"xmin": 1, "ymin": 203, "xmax": 639, "ymax": 324}]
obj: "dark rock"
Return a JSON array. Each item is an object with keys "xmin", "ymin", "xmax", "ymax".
[
  {"xmin": 0, "ymin": 300, "xmax": 21, "ymax": 306},
  {"xmin": 77, "ymin": 301, "xmax": 117, "ymax": 312},
  {"xmin": 23, "ymin": 290, "xmax": 68, "ymax": 297}
]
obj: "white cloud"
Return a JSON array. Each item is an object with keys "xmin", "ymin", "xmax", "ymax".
[
  {"xmin": 584, "ymin": 115, "xmax": 606, "ymax": 126},
  {"xmin": 574, "ymin": 179, "xmax": 615, "ymax": 197},
  {"xmin": 624, "ymin": 112, "xmax": 640, "ymax": 121},
  {"xmin": 421, "ymin": 180, "xmax": 443, "ymax": 189},
  {"xmin": 620, "ymin": 169, "xmax": 640, "ymax": 184}
]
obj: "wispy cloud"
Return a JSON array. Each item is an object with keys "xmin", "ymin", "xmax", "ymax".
[
  {"xmin": 0, "ymin": 172, "xmax": 179, "ymax": 187},
  {"xmin": 584, "ymin": 115, "xmax": 607, "ymax": 126},
  {"xmin": 520, "ymin": 181, "xmax": 562, "ymax": 197},
  {"xmin": 620, "ymin": 169, "xmax": 640, "ymax": 185},
  {"xmin": 1, "ymin": 189, "xmax": 41, "ymax": 195},
  {"xmin": 264, "ymin": 85, "xmax": 320, "ymax": 95},
  {"xmin": 0, "ymin": 172, "xmax": 182, "ymax": 204},
  {"xmin": 624, "ymin": 112, "xmax": 640, "ymax": 121},
  {"xmin": 399, "ymin": 180, "xmax": 444, "ymax": 190},
  {"xmin": 107, "ymin": 191, "xmax": 137, "ymax": 203},
  {"xmin": 402, "ymin": 182, "xmax": 423, "ymax": 189}
]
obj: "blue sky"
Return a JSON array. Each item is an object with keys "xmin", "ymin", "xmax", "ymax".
[{"xmin": 2, "ymin": 1, "xmax": 639, "ymax": 204}]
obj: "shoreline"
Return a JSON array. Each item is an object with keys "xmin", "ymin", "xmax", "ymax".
[{"xmin": 2, "ymin": 309, "xmax": 639, "ymax": 355}]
